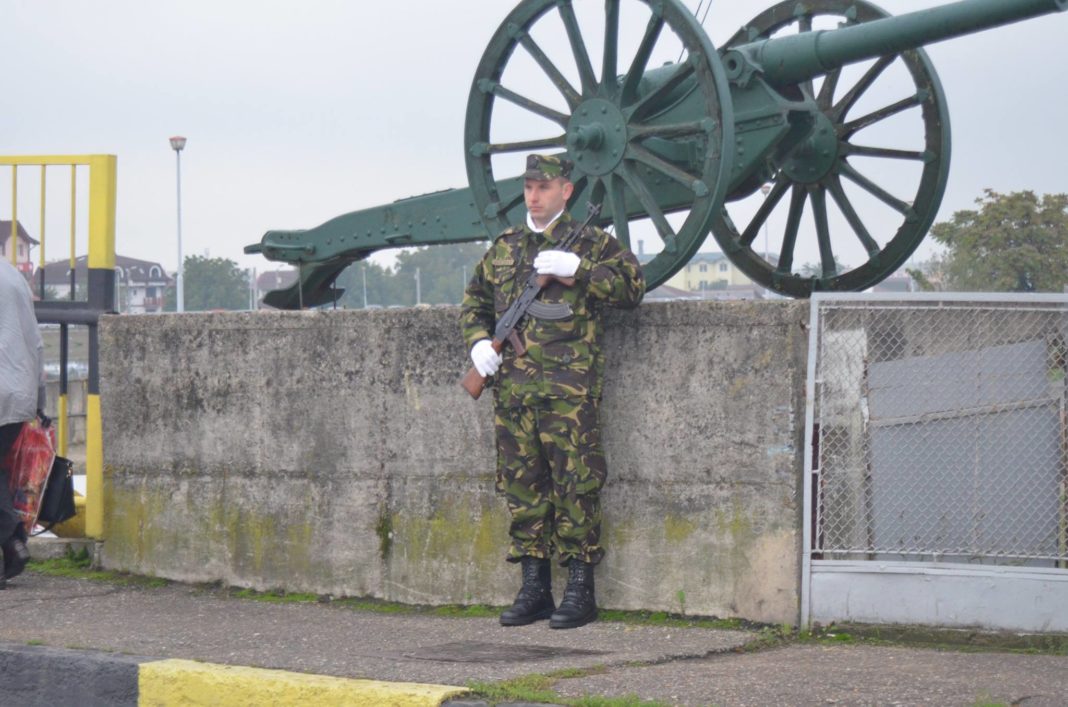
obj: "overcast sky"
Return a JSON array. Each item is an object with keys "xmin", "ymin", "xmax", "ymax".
[{"xmin": 3, "ymin": 0, "xmax": 1067, "ymax": 282}]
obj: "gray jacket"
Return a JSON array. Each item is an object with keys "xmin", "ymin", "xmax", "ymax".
[{"xmin": 0, "ymin": 259, "xmax": 44, "ymax": 427}]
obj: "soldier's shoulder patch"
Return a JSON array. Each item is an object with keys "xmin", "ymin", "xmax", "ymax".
[
  {"xmin": 495, "ymin": 225, "xmax": 523, "ymax": 240},
  {"xmin": 492, "ymin": 258, "xmax": 514, "ymax": 267}
]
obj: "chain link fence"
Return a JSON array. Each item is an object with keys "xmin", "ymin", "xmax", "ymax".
[{"xmin": 813, "ymin": 296, "xmax": 1068, "ymax": 566}]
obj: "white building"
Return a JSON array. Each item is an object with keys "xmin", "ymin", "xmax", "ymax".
[{"xmin": 40, "ymin": 255, "xmax": 171, "ymax": 314}]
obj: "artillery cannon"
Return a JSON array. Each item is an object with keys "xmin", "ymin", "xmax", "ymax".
[{"xmin": 245, "ymin": 0, "xmax": 1067, "ymax": 307}]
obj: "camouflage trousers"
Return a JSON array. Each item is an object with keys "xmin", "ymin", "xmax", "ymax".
[{"xmin": 494, "ymin": 396, "xmax": 607, "ymax": 566}]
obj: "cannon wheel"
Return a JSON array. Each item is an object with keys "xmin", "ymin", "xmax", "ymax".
[
  {"xmin": 465, "ymin": 0, "xmax": 734, "ymax": 288},
  {"xmin": 710, "ymin": 0, "xmax": 952, "ymax": 297}
]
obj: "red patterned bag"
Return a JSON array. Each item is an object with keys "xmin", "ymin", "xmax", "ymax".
[{"xmin": 1, "ymin": 419, "xmax": 56, "ymax": 535}]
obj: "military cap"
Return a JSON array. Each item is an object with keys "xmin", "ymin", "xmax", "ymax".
[{"xmin": 523, "ymin": 153, "xmax": 573, "ymax": 181}]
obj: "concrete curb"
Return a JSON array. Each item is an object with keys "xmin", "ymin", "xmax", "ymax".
[{"xmin": 0, "ymin": 642, "xmax": 468, "ymax": 706}]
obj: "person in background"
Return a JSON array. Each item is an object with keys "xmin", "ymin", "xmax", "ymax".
[{"xmin": 0, "ymin": 257, "xmax": 45, "ymax": 588}]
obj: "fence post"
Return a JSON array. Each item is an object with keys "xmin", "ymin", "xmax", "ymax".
[{"xmin": 85, "ymin": 154, "xmax": 117, "ymax": 540}]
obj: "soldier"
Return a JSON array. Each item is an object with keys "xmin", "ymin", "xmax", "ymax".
[{"xmin": 461, "ymin": 154, "xmax": 644, "ymax": 628}]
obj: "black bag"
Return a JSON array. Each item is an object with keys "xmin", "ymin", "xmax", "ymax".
[{"xmin": 35, "ymin": 456, "xmax": 76, "ymax": 532}]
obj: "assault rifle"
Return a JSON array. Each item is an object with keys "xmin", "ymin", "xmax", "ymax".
[{"xmin": 461, "ymin": 203, "xmax": 602, "ymax": 400}]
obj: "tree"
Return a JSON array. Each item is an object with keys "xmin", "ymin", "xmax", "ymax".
[
  {"xmin": 164, "ymin": 255, "xmax": 250, "ymax": 311},
  {"xmin": 332, "ymin": 242, "xmax": 491, "ymax": 308},
  {"xmin": 905, "ymin": 255, "xmax": 950, "ymax": 292},
  {"xmin": 395, "ymin": 242, "xmax": 490, "ymax": 305},
  {"xmin": 797, "ymin": 258, "xmax": 849, "ymax": 280},
  {"xmin": 332, "ymin": 260, "xmax": 402, "ymax": 308},
  {"xmin": 930, "ymin": 190, "xmax": 1068, "ymax": 292}
]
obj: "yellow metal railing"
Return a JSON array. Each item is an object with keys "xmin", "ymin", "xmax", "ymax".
[{"xmin": 0, "ymin": 154, "xmax": 117, "ymax": 540}]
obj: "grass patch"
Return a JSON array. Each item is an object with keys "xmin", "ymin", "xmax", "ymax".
[
  {"xmin": 596, "ymin": 609, "xmax": 755, "ymax": 631},
  {"xmin": 231, "ymin": 588, "xmax": 320, "ymax": 604},
  {"xmin": 229, "ymin": 589, "xmax": 501, "ymax": 619},
  {"xmin": 811, "ymin": 623, "xmax": 1068, "ymax": 655},
  {"xmin": 429, "ymin": 603, "xmax": 499, "ymax": 619},
  {"xmin": 28, "ymin": 548, "xmax": 168, "ymax": 589},
  {"xmin": 468, "ymin": 674, "xmax": 559, "ymax": 704},
  {"xmin": 467, "ymin": 670, "xmax": 668, "ymax": 706}
]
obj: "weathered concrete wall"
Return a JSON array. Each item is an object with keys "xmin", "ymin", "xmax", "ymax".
[{"xmin": 99, "ymin": 300, "xmax": 809, "ymax": 624}]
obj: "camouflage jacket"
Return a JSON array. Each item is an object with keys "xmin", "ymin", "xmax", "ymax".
[{"xmin": 461, "ymin": 211, "xmax": 645, "ymax": 406}]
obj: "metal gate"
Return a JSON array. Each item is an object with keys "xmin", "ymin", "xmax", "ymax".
[{"xmin": 802, "ymin": 293, "xmax": 1068, "ymax": 632}]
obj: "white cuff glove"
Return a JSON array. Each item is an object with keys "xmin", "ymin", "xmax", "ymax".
[
  {"xmin": 533, "ymin": 250, "xmax": 580, "ymax": 278},
  {"xmin": 471, "ymin": 338, "xmax": 502, "ymax": 377}
]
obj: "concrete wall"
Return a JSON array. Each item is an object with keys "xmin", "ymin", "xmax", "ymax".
[{"xmin": 99, "ymin": 300, "xmax": 809, "ymax": 625}]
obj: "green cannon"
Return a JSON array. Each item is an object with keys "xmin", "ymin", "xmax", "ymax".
[{"xmin": 245, "ymin": 0, "xmax": 1068, "ymax": 307}]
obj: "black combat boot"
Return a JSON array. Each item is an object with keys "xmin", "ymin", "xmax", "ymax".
[
  {"xmin": 549, "ymin": 560, "xmax": 597, "ymax": 629},
  {"xmin": 499, "ymin": 556, "xmax": 555, "ymax": 626},
  {"xmin": 2, "ymin": 537, "xmax": 30, "ymax": 581}
]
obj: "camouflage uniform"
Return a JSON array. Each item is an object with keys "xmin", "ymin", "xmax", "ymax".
[{"xmin": 461, "ymin": 173, "xmax": 645, "ymax": 566}]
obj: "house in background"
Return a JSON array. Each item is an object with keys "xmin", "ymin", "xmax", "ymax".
[
  {"xmin": 40, "ymin": 255, "xmax": 171, "ymax": 314},
  {"xmin": 635, "ymin": 238, "xmax": 776, "ymax": 301},
  {"xmin": 0, "ymin": 220, "xmax": 39, "ymax": 277},
  {"xmin": 255, "ymin": 269, "xmax": 298, "ymax": 309}
]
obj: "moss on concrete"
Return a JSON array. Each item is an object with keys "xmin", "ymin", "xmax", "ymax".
[
  {"xmin": 388, "ymin": 497, "xmax": 508, "ymax": 574},
  {"xmin": 375, "ymin": 509, "xmax": 393, "ymax": 560},
  {"xmin": 663, "ymin": 514, "xmax": 697, "ymax": 543}
]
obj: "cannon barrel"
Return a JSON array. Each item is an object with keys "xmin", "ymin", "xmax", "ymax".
[
  {"xmin": 249, "ymin": 0, "xmax": 1068, "ymax": 307},
  {"xmin": 727, "ymin": 0, "xmax": 1067, "ymax": 86}
]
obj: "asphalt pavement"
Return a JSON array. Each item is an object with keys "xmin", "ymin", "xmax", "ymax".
[{"xmin": 2, "ymin": 549, "xmax": 1067, "ymax": 706}]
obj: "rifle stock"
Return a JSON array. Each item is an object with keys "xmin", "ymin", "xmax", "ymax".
[{"xmin": 460, "ymin": 337, "xmax": 505, "ymax": 400}]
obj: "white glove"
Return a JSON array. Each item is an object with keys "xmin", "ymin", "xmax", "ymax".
[
  {"xmin": 471, "ymin": 339, "xmax": 502, "ymax": 377},
  {"xmin": 533, "ymin": 250, "xmax": 580, "ymax": 278}
]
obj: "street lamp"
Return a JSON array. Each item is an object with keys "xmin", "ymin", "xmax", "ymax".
[
  {"xmin": 169, "ymin": 136, "xmax": 187, "ymax": 312},
  {"xmin": 760, "ymin": 183, "xmax": 772, "ymax": 262}
]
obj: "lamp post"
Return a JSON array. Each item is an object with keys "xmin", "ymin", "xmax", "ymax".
[
  {"xmin": 169, "ymin": 136, "xmax": 187, "ymax": 312},
  {"xmin": 760, "ymin": 183, "xmax": 772, "ymax": 262},
  {"xmin": 361, "ymin": 262, "xmax": 368, "ymax": 308}
]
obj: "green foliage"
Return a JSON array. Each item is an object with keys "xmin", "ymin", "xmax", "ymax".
[
  {"xmin": 232, "ymin": 588, "xmax": 320, "ymax": 604},
  {"xmin": 468, "ymin": 671, "xmax": 669, "ymax": 707},
  {"xmin": 797, "ymin": 257, "xmax": 850, "ymax": 280},
  {"xmin": 467, "ymin": 674, "xmax": 560, "ymax": 704},
  {"xmin": 28, "ymin": 547, "xmax": 168, "ymax": 588},
  {"xmin": 395, "ymin": 241, "xmax": 490, "ymax": 305},
  {"xmin": 164, "ymin": 255, "xmax": 250, "ymax": 311},
  {"xmin": 333, "ymin": 259, "xmax": 407, "ymax": 308},
  {"xmin": 930, "ymin": 189, "xmax": 1068, "ymax": 292}
]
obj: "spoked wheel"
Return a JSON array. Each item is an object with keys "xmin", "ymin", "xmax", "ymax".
[
  {"xmin": 465, "ymin": 0, "xmax": 734, "ymax": 288},
  {"xmin": 710, "ymin": 0, "xmax": 951, "ymax": 297}
]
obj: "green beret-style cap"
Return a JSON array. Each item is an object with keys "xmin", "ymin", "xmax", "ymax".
[{"xmin": 523, "ymin": 153, "xmax": 574, "ymax": 181}]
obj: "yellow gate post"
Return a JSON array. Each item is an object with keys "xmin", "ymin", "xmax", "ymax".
[{"xmin": 0, "ymin": 154, "xmax": 117, "ymax": 540}]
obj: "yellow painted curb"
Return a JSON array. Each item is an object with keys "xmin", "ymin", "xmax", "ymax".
[{"xmin": 138, "ymin": 658, "xmax": 468, "ymax": 707}]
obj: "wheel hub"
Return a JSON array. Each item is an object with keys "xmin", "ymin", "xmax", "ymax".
[
  {"xmin": 780, "ymin": 112, "xmax": 839, "ymax": 184},
  {"xmin": 566, "ymin": 98, "xmax": 627, "ymax": 177}
]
